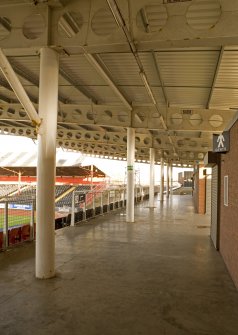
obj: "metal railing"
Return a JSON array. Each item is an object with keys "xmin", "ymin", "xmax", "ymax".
[
  {"xmin": 70, "ymin": 186, "xmax": 159, "ymax": 225},
  {"xmin": 0, "ymin": 185, "xmax": 160, "ymax": 250}
]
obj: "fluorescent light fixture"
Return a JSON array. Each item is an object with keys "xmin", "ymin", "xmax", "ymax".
[
  {"xmin": 139, "ymin": 71, "xmax": 156, "ymax": 105},
  {"xmin": 106, "ymin": 0, "xmax": 124, "ymax": 27},
  {"xmin": 140, "ymin": 8, "xmax": 150, "ymax": 33}
]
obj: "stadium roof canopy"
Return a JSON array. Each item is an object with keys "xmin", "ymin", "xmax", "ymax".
[
  {"xmin": 0, "ymin": 0, "xmax": 238, "ymax": 166},
  {"xmin": 0, "ymin": 145, "xmax": 85, "ymax": 167},
  {"xmin": 0, "ymin": 165, "xmax": 106, "ymax": 178}
]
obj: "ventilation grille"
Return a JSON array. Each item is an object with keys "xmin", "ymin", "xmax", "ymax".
[
  {"xmin": 182, "ymin": 109, "xmax": 193, "ymax": 115},
  {"xmin": 186, "ymin": 0, "xmax": 221, "ymax": 31},
  {"xmin": 91, "ymin": 8, "xmax": 118, "ymax": 36}
]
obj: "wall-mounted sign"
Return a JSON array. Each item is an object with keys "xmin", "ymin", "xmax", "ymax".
[
  {"xmin": 75, "ymin": 193, "xmax": 86, "ymax": 205},
  {"xmin": 213, "ymin": 131, "xmax": 230, "ymax": 153}
]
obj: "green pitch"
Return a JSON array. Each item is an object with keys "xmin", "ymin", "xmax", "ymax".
[{"xmin": 0, "ymin": 215, "xmax": 31, "ymax": 229}]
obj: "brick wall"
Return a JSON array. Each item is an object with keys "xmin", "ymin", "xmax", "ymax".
[
  {"xmin": 220, "ymin": 120, "xmax": 238, "ymax": 289},
  {"xmin": 198, "ymin": 178, "xmax": 206, "ymax": 214},
  {"xmin": 193, "ymin": 167, "xmax": 206, "ymax": 214}
]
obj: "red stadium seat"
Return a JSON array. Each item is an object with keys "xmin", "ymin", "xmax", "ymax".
[
  {"xmin": 8, "ymin": 227, "xmax": 22, "ymax": 245},
  {"xmin": 21, "ymin": 225, "xmax": 30, "ymax": 241},
  {"xmin": 0, "ymin": 231, "xmax": 3, "ymax": 249}
]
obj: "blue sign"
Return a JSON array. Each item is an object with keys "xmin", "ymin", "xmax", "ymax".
[{"xmin": 9, "ymin": 204, "xmax": 32, "ymax": 210}]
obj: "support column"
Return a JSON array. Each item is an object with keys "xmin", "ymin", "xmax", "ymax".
[
  {"xmin": 160, "ymin": 154, "xmax": 164, "ymax": 201},
  {"xmin": 71, "ymin": 191, "xmax": 75, "ymax": 226},
  {"xmin": 170, "ymin": 163, "xmax": 173, "ymax": 195},
  {"xmin": 126, "ymin": 127, "xmax": 135, "ymax": 222},
  {"xmin": 90, "ymin": 164, "xmax": 93, "ymax": 191},
  {"xmin": 3, "ymin": 202, "xmax": 8, "ymax": 249},
  {"xmin": 36, "ymin": 48, "xmax": 59, "ymax": 279},
  {"xmin": 149, "ymin": 148, "xmax": 155, "ymax": 207},
  {"xmin": 166, "ymin": 162, "xmax": 170, "ymax": 198}
]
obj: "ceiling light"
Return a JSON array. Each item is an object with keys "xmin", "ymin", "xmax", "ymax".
[{"xmin": 140, "ymin": 8, "xmax": 150, "ymax": 33}]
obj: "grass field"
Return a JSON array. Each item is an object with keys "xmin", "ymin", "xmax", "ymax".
[
  {"xmin": 0, "ymin": 214, "xmax": 31, "ymax": 229},
  {"xmin": 0, "ymin": 208, "xmax": 32, "ymax": 229}
]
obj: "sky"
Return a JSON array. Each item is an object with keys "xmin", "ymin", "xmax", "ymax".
[{"xmin": 0, "ymin": 135, "xmax": 192, "ymax": 184}]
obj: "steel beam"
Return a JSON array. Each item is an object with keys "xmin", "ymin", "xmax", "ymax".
[{"xmin": 0, "ymin": 49, "xmax": 41, "ymax": 126}]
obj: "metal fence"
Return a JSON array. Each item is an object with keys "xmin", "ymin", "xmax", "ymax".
[
  {"xmin": 0, "ymin": 185, "xmax": 159, "ymax": 250},
  {"xmin": 69, "ymin": 186, "xmax": 158, "ymax": 225}
]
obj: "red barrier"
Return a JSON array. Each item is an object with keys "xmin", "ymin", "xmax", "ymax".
[
  {"xmin": 21, "ymin": 224, "xmax": 30, "ymax": 241},
  {"xmin": 8, "ymin": 227, "xmax": 22, "ymax": 246},
  {"xmin": 0, "ymin": 231, "xmax": 3, "ymax": 249}
]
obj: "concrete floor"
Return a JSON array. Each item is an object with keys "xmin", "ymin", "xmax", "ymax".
[{"xmin": 0, "ymin": 195, "xmax": 238, "ymax": 335}]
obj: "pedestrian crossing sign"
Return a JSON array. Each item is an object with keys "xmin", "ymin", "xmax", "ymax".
[{"xmin": 213, "ymin": 131, "xmax": 230, "ymax": 153}]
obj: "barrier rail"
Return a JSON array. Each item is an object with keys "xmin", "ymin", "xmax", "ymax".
[
  {"xmin": 0, "ymin": 185, "xmax": 159, "ymax": 251},
  {"xmin": 70, "ymin": 186, "xmax": 159, "ymax": 225}
]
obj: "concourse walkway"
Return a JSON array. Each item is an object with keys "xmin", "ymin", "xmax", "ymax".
[{"xmin": 0, "ymin": 195, "xmax": 238, "ymax": 335}]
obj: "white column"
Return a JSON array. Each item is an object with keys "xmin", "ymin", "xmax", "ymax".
[
  {"xmin": 170, "ymin": 163, "xmax": 173, "ymax": 195},
  {"xmin": 149, "ymin": 148, "xmax": 155, "ymax": 207},
  {"xmin": 126, "ymin": 127, "xmax": 135, "ymax": 222},
  {"xmin": 36, "ymin": 48, "xmax": 59, "ymax": 279},
  {"xmin": 3, "ymin": 202, "xmax": 8, "ymax": 249},
  {"xmin": 166, "ymin": 162, "xmax": 170, "ymax": 198},
  {"xmin": 160, "ymin": 154, "xmax": 164, "ymax": 201},
  {"xmin": 71, "ymin": 191, "xmax": 75, "ymax": 226},
  {"xmin": 90, "ymin": 164, "xmax": 93, "ymax": 191}
]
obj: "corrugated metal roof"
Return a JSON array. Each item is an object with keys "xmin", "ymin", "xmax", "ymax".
[
  {"xmin": 120, "ymin": 86, "xmax": 152, "ymax": 104},
  {"xmin": 59, "ymin": 75, "xmax": 71, "ymax": 86},
  {"xmin": 60, "ymin": 55, "xmax": 107, "ymax": 86},
  {"xmin": 98, "ymin": 53, "xmax": 142, "ymax": 86},
  {"xmin": 166, "ymin": 87, "xmax": 209, "ymax": 107},
  {"xmin": 215, "ymin": 51, "xmax": 238, "ymax": 88},
  {"xmin": 83, "ymin": 86, "xmax": 122, "ymax": 104},
  {"xmin": 151, "ymin": 87, "xmax": 166, "ymax": 105},
  {"xmin": 24, "ymin": 86, "xmax": 38, "ymax": 101},
  {"xmin": 0, "ymin": 87, "xmax": 17, "ymax": 102},
  {"xmin": 9, "ymin": 56, "xmax": 40, "ymax": 77},
  {"xmin": 0, "ymin": 17, "xmax": 11, "ymax": 41},
  {"xmin": 58, "ymin": 86, "xmax": 90, "ymax": 104},
  {"xmin": 156, "ymin": 51, "xmax": 219, "ymax": 87},
  {"xmin": 210, "ymin": 89, "xmax": 238, "ymax": 109},
  {"xmin": 138, "ymin": 53, "xmax": 161, "ymax": 86}
]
